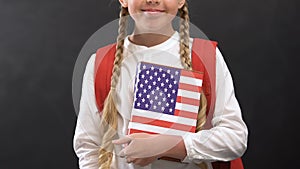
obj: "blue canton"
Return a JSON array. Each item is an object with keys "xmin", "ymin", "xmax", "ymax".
[{"xmin": 134, "ymin": 62, "xmax": 180, "ymax": 115}]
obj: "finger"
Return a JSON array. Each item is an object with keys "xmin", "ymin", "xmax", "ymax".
[
  {"xmin": 134, "ymin": 158, "xmax": 150, "ymax": 167},
  {"xmin": 126, "ymin": 157, "xmax": 136, "ymax": 163},
  {"xmin": 118, "ymin": 148, "xmax": 127, "ymax": 158},
  {"xmin": 112, "ymin": 136, "xmax": 132, "ymax": 145},
  {"xmin": 134, "ymin": 157, "xmax": 157, "ymax": 167}
]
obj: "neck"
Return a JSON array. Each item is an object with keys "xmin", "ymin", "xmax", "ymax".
[{"xmin": 129, "ymin": 25, "xmax": 175, "ymax": 47}]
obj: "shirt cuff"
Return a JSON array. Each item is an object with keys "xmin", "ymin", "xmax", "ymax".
[{"xmin": 181, "ymin": 133, "xmax": 205, "ymax": 164}]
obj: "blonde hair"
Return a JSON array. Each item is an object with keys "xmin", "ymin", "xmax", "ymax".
[
  {"xmin": 98, "ymin": 2, "xmax": 208, "ymax": 169},
  {"xmin": 179, "ymin": 2, "xmax": 208, "ymax": 169},
  {"xmin": 98, "ymin": 7, "xmax": 129, "ymax": 169}
]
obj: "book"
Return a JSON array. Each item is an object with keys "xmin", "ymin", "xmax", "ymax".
[{"xmin": 128, "ymin": 62, "xmax": 204, "ymax": 136}]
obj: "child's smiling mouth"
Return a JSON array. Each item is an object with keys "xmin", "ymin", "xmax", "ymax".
[{"xmin": 141, "ymin": 8, "xmax": 165, "ymax": 14}]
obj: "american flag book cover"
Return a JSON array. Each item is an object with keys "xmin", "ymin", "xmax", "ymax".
[{"xmin": 128, "ymin": 62, "xmax": 204, "ymax": 136}]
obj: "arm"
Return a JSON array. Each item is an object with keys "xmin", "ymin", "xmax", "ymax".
[
  {"xmin": 73, "ymin": 54, "xmax": 103, "ymax": 169},
  {"xmin": 180, "ymin": 48, "xmax": 248, "ymax": 163}
]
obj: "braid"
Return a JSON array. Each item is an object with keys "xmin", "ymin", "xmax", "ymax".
[
  {"xmin": 179, "ymin": 2, "xmax": 208, "ymax": 169},
  {"xmin": 196, "ymin": 93, "xmax": 207, "ymax": 132},
  {"xmin": 98, "ymin": 7, "xmax": 129, "ymax": 169},
  {"xmin": 179, "ymin": 2, "xmax": 192, "ymax": 70}
]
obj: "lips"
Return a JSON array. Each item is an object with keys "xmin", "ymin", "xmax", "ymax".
[{"xmin": 141, "ymin": 9, "xmax": 165, "ymax": 12}]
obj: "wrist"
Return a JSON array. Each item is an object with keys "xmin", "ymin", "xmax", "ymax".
[{"xmin": 159, "ymin": 135, "xmax": 187, "ymax": 160}]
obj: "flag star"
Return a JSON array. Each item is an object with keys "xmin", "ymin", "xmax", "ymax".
[
  {"xmin": 172, "ymin": 89, "xmax": 176, "ymax": 94},
  {"xmin": 146, "ymin": 70, "xmax": 150, "ymax": 74},
  {"xmin": 148, "ymin": 85, "xmax": 152, "ymax": 89},
  {"xmin": 150, "ymin": 100, "xmax": 153, "ymax": 104},
  {"xmin": 163, "ymin": 97, "xmax": 166, "ymax": 101},
  {"xmin": 153, "ymin": 81, "xmax": 156, "ymax": 85},
  {"xmin": 155, "ymin": 96, "xmax": 158, "ymax": 100},
  {"xmin": 137, "ymin": 102, "xmax": 141, "ymax": 107},
  {"xmin": 158, "ymin": 101, "xmax": 162, "ymax": 105},
  {"xmin": 167, "ymin": 93, "xmax": 171, "ymax": 98},
  {"xmin": 145, "ymin": 79, "xmax": 148, "ymax": 84},
  {"xmin": 153, "ymin": 105, "xmax": 157, "ymax": 109},
  {"xmin": 145, "ymin": 104, "xmax": 149, "ymax": 108},
  {"xmin": 161, "ymin": 107, "xmax": 165, "ymax": 111},
  {"xmin": 151, "ymin": 90, "xmax": 155, "ymax": 94},
  {"xmin": 171, "ymin": 75, "xmax": 174, "ymax": 79},
  {"xmin": 166, "ymin": 103, "xmax": 169, "ymax": 107},
  {"xmin": 138, "ymin": 93, "xmax": 142, "ymax": 97},
  {"xmin": 159, "ymin": 68, "xmax": 163, "ymax": 72},
  {"xmin": 150, "ymin": 76, "xmax": 153, "ymax": 80},
  {"xmin": 143, "ymin": 89, "xmax": 147, "ymax": 93},
  {"xmin": 167, "ymin": 69, "xmax": 171, "ymax": 73},
  {"xmin": 141, "ymin": 74, "xmax": 145, "ymax": 79},
  {"xmin": 161, "ymin": 83, "xmax": 164, "ymax": 87},
  {"xmin": 164, "ymin": 88, "xmax": 168, "ymax": 92},
  {"xmin": 142, "ymin": 98, "xmax": 145, "ymax": 103},
  {"xmin": 147, "ymin": 94, "xmax": 150, "ymax": 98},
  {"xmin": 159, "ymin": 92, "xmax": 163, "ymax": 96},
  {"xmin": 151, "ymin": 66, "xmax": 154, "ymax": 70},
  {"xmin": 162, "ymin": 73, "xmax": 166, "ymax": 77},
  {"xmin": 175, "ymin": 71, "xmax": 179, "ymax": 75},
  {"xmin": 174, "ymin": 80, "xmax": 177, "ymax": 84},
  {"xmin": 169, "ymin": 108, "xmax": 173, "ymax": 112},
  {"xmin": 156, "ymin": 86, "xmax": 160, "ymax": 90},
  {"xmin": 143, "ymin": 65, "xmax": 147, "ymax": 69},
  {"xmin": 154, "ymin": 72, "xmax": 158, "ymax": 76},
  {"xmin": 140, "ymin": 84, "xmax": 144, "ymax": 88},
  {"xmin": 171, "ymin": 99, "xmax": 174, "ymax": 103},
  {"xmin": 166, "ymin": 79, "xmax": 169, "ymax": 83},
  {"xmin": 157, "ymin": 77, "xmax": 161, "ymax": 81},
  {"xmin": 169, "ymin": 84, "xmax": 172, "ymax": 88}
]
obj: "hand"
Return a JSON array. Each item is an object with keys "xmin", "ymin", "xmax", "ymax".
[
  {"xmin": 126, "ymin": 156, "xmax": 158, "ymax": 167},
  {"xmin": 112, "ymin": 133, "xmax": 160, "ymax": 158},
  {"xmin": 112, "ymin": 133, "xmax": 185, "ymax": 164}
]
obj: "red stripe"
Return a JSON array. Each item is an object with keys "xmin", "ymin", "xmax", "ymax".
[
  {"xmin": 179, "ymin": 83, "xmax": 202, "ymax": 93},
  {"xmin": 174, "ymin": 109, "xmax": 198, "ymax": 119},
  {"xmin": 128, "ymin": 129, "xmax": 158, "ymax": 135},
  {"xmin": 181, "ymin": 69, "xmax": 203, "ymax": 79},
  {"xmin": 131, "ymin": 116, "xmax": 196, "ymax": 132},
  {"xmin": 176, "ymin": 96, "xmax": 200, "ymax": 106}
]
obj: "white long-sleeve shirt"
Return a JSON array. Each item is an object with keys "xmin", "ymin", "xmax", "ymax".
[{"xmin": 73, "ymin": 32, "xmax": 248, "ymax": 169}]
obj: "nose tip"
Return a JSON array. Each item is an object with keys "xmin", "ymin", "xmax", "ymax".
[{"xmin": 146, "ymin": 0, "xmax": 160, "ymax": 5}]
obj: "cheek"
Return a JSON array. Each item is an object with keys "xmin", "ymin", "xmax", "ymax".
[
  {"xmin": 127, "ymin": 1, "xmax": 140, "ymax": 14},
  {"xmin": 166, "ymin": 2, "xmax": 180, "ymax": 15}
]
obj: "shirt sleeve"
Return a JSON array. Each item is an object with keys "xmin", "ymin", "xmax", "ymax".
[
  {"xmin": 181, "ymin": 47, "xmax": 248, "ymax": 163},
  {"xmin": 73, "ymin": 54, "xmax": 104, "ymax": 169}
]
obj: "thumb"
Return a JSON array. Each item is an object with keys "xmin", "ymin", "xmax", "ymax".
[{"xmin": 112, "ymin": 136, "xmax": 132, "ymax": 145}]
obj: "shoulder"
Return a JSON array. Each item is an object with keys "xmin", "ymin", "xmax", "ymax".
[
  {"xmin": 192, "ymin": 38, "xmax": 218, "ymax": 47},
  {"xmin": 94, "ymin": 43, "xmax": 117, "ymax": 69},
  {"xmin": 96, "ymin": 43, "xmax": 116, "ymax": 54},
  {"xmin": 84, "ymin": 53, "xmax": 96, "ymax": 79}
]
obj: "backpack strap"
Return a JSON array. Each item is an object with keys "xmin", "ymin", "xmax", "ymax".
[
  {"xmin": 94, "ymin": 43, "xmax": 116, "ymax": 113},
  {"xmin": 192, "ymin": 38, "xmax": 244, "ymax": 169},
  {"xmin": 191, "ymin": 38, "xmax": 217, "ymax": 127}
]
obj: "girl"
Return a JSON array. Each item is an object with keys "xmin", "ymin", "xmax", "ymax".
[{"xmin": 73, "ymin": 0, "xmax": 248, "ymax": 169}]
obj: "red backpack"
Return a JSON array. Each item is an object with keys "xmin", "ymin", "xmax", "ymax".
[{"xmin": 94, "ymin": 38, "xmax": 244, "ymax": 169}]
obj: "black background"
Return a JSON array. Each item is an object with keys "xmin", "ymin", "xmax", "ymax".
[{"xmin": 0, "ymin": 0, "xmax": 299, "ymax": 168}]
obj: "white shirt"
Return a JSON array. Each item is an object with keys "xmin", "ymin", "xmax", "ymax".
[{"xmin": 73, "ymin": 32, "xmax": 248, "ymax": 169}]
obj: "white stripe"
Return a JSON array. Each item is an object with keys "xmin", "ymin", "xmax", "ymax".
[
  {"xmin": 175, "ymin": 103, "xmax": 199, "ymax": 113},
  {"xmin": 128, "ymin": 122, "xmax": 192, "ymax": 137},
  {"xmin": 177, "ymin": 89, "xmax": 201, "ymax": 100},
  {"xmin": 131, "ymin": 109, "xmax": 196, "ymax": 126},
  {"xmin": 180, "ymin": 76, "xmax": 203, "ymax": 86}
]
